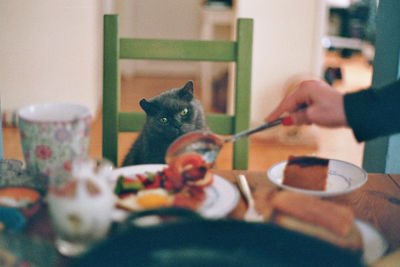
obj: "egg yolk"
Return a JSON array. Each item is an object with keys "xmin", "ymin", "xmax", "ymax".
[{"xmin": 137, "ymin": 194, "xmax": 171, "ymax": 209}]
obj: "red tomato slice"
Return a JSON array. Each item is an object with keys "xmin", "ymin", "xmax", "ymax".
[
  {"xmin": 146, "ymin": 174, "xmax": 161, "ymax": 189},
  {"xmin": 163, "ymin": 179, "xmax": 175, "ymax": 190},
  {"xmin": 136, "ymin": 174, "xmax": 147, "ymax": 184},
  {"xmin": 186, "ymin": 172, "xmax": 214, "ymax": 188},
  {"xmin": 182, "ymin": 166, "xmax": 207, "ymax": 181},
  {"xmin": 163, "ymin": 167, "xmax": 184, "ymax": 190},
  {"xmin": 169, "ymin": 153, "xmax": 208, "ymax": 181}
]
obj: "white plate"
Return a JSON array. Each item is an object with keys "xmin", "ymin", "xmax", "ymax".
[
  {"xmin": 267, "ymin": 159, "xmax": 368, "ymax": 197},
  {"xmin": 356, "ymin": 219, "xmax": 388, "ymax": 264},
  {"xmin": 110, "ymin": 164, "xmax": 240, "ymax": 219}
]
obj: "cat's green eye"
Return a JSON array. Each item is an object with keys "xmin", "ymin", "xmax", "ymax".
[
  {"xmin": 160, "ymin": 117, "xmax": 168, "ymax": 124},
  {"xmin": 180, "ymin": 108, "xmax": 189, "ymax": 116}
]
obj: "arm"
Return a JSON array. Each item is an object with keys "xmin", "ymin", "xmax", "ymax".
[
  {"xmin": 265, "ymin": 80, "xmax": 347, "ymax": 127},
  {"xmin": 344, "ymin": 79, "xmax": 400, "ymax": 141},
  {"xmin": 265, "ymin": 79, "xmax": 400, "ymax": 142}
]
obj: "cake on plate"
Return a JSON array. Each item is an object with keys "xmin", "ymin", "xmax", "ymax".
[{"xmin": 282, "ymin": 156, "xmax": 329, "ymax": 191}]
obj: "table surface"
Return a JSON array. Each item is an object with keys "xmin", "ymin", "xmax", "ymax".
[
  {"xmin": 214, "ymin": 171, "xmax": 400, "ymax": 253},
  {"xmin": 24, "ymin": 171, "xmax": 400, "ymax": 265}
]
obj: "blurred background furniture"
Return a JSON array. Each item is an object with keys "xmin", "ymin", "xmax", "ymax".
[
  {"xmin": 0, "ymin": 98, "xmax": 3, "ymax": 159},
  {"xmin": 200, "ymin": 2, "xmax": 234, "ymax": 111},
  {"xmin": 103, "ymin": 14, "xmax": 253, "ymax": 169},
  {"xmin": 323, "ymin": 0, "xmax": 377, "ymax": 84}
]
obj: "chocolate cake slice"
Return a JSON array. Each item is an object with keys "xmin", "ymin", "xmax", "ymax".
[{"xmin": 283, "ymin": 156, "xmax": 329, "ymax": 190}]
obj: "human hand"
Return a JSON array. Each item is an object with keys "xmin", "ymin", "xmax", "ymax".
[{"xmin": 265, "ymin": 80, "xmax": 348, "ymax": 127}]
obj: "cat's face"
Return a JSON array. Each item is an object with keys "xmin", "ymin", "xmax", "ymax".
[{"xmin": 140, "ymin": 81, "xmax": 207, "ymax": 140}]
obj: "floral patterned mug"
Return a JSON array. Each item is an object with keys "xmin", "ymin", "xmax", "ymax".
[{"xmin": 18, "ymin": 103, "xmax": 92, "ymax": 186}]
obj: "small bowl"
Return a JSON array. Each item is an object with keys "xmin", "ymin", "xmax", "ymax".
[{"xmin": 0, "ymin": 187, "xmax": 43, "ymax": 218}]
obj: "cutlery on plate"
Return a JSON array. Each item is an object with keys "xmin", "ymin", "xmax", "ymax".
[{"xmin": 236, "ymin": 174, "xmax": 264, "ymax": 222}]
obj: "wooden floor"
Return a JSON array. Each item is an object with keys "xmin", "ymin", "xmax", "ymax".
[{"xmin": 3, "ymin": 51, "xmax": 372, "ymax": 171}]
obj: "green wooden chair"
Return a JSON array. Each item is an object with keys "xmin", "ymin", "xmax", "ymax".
[{"xmin": 103, "ymin": 14, "xmax": 253, "ymax": 169}]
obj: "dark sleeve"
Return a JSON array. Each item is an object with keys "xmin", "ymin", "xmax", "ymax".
[{"xmin": 343, "ymin": 79, "xmax": 400, "ymax": 142}]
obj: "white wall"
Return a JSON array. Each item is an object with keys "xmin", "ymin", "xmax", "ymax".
[
  {"xmin": 0, "ymin": 0, "xmax": 327, "ymax": 129},
  {"xmin": 116, "ymin": 0, "xmax": 204, "ymax": 77},
  {"xmin": 0, "ymin": 0, "xmax": 104, "ymax": 121},
  {"xmin": 236, "ymin": 0, "xmax": 327, "ymax": 129}
]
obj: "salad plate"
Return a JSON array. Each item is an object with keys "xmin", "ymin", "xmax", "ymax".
[
  {"xmin": 267, "ymin": 159, "xmax": 368, "ymax": 197},
  {"xmin": 110, "ymin": 164, "xmax": 240, "ymax": 219}
]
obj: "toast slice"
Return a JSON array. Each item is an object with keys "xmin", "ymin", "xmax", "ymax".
[{"xmin": 270, "ymin": 191, "xmax": 362, "ymax": 251}]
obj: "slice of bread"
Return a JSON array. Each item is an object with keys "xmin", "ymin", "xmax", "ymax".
[
  {"xmin": 273, "ymin": 213, "xmax": 362, "ymax": 251},
  {"xmin": 270, "ymin": 191, "xmax": 362, "ymax": 251}
]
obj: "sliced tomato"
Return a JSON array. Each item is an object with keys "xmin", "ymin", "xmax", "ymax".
[
  {"xmin": 163, "ymin": 179, "xmax": 175, "ymax": 190},
  {"xmin": 169, "ymin": 153, "xmax": 205, "ymax": 173},
  {"xmin": 182, "ymin": 166, "xmax": 207, "ymax": 181},
  {"xmin": 136, "ymin": 174, "xmax": 147, "ymax": 184},
  {"xmin": 169, "ymin": 153, "xmax": 208, "ymax": 181},
  {"xmin": 146, "ymin": 174, "xmax": 161, "ymax": 189},
  {"xmin": 163, "ymin": 167, "xmax": 184, "ymax": 190},
  {"xmin": 162, "ymin": 167, "xmax": 174, "ymax": 180},
  {"xmin": 186, "ymin": 172, "xmax": 214, "ymax": 188}
]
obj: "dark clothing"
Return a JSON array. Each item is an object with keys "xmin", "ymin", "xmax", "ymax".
[{"xmin": 344, "ymin": 79, "xmax": 400, "ymax": 142}]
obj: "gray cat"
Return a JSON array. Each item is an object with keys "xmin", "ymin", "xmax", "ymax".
[{"xmin": 122, "ymin": 81, "xmax": 208, "ymax": 166}]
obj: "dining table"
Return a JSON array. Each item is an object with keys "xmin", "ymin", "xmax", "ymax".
[{"xmin": 21, "ymin": 171, "xmax": 400, "ymax": 266}]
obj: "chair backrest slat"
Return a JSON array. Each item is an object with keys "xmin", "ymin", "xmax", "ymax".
[
  {"xmin": 102, "ymin": 15, "xmax": 120, "ymax": 164},
  {"xmin": 118, "ymin": 113, "xmax": 234, "ymax": 134},
  {"xmin": 103, "ymin": 14, "xmax": 253, "ymax": 169},
  {"xmin": 120, "ymin": 39, "xmax": 237, "ymax": 61},
  {"xmin": 232, "ymin": 19, "xmax": 253, "ymax": 169},
  {"xmin": 118, "ymin": 113, "xmax": 145, "ymax": 132}
]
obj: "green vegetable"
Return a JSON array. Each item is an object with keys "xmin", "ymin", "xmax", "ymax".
[
  {"xmin": 114, "ymin": 176, "xmax": 125, "ymax": 195},
  {"xmin": 114, "ymin": 175, "xmax": 145, "ymax": 195},
  {"xmin": 145, "ymin": 171, "xmax": 155, "ymax": 183},
  {"xmin": 122, "ymin": 180, "xmax": 144, "ymax": 192}
]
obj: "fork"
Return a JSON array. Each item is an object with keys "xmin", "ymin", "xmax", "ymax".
[{"xmin": 236, "ymin": 174, "xmax": 264, "ymax": 222}]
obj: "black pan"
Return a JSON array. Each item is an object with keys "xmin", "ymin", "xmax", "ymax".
[{"xmin": 74, "ymin": 208, "xmax": 365, "ymax": 267}]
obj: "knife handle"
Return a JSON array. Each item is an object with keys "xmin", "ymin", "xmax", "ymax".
[{"xmin": 236, "ymin": 174, "xmax": 254, "ymax": 205}]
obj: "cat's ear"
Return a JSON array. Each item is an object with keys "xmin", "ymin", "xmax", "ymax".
[
  {"xmin": 140, "ymin": 98, "xmax": 157, "ymax": 115},
  {"xmin": 178, "ymin": 81, "xmax": 194, "ymax": 101}
]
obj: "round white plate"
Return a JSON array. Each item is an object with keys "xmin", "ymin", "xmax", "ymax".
[
  {"xmin": 110, "ymin": 164, "xmax": 239, "ymax": 219},
  {"xmin": 267, "ymin": 159, "xmax": 368, "ymax": 197},
  {"xmin": 356, "ymin": 219, "xmax": 388, "ymax": 264}
]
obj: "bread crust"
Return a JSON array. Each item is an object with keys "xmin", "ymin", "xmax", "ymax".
[
  {"xmin": 270, "ymin": 191, "xmax": 362, "ymax": 251},
  {"xmin": 271, "ymin": 191, "xmax": 355, "ymax": 237},
  {"xmin": 273, "ymin": 212, "xmax": 362, "ymax": 251}
]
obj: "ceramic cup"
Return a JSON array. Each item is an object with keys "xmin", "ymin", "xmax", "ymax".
[
  {"xmin": 18, "ymin": 103, "xmax": 92, "ymax": 186},
  {"xmin": 48, "ymin": 158, "xmax": 115, "ymax": 257}
]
